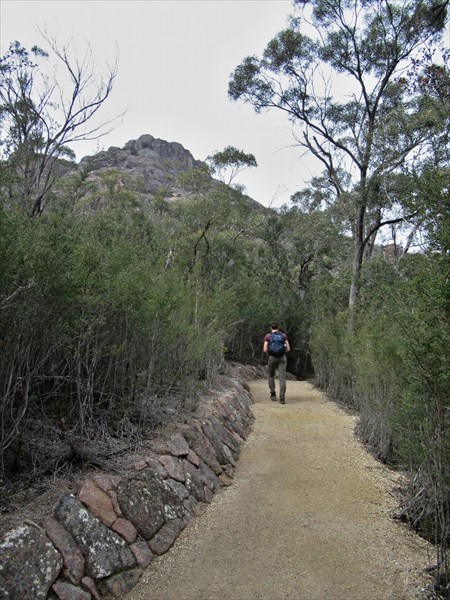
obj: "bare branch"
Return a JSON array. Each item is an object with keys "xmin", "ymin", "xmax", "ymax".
[{"xmin": 0, "ymin": 280, "xmax": 35, "ymax": 310}]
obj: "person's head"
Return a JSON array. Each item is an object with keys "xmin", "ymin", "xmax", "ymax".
[{"xmin": 270, "ymin": 321, "xmax": 279, "ymax": 331}]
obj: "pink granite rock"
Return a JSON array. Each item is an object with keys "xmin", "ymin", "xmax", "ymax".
[
  {"xmin": 166, "ymin": 433, "xmax": 190, "ymax": 457},
  {"xmin": 107, "ymin": 490, "xmax": 123, "ymax": 517},
  {"xmin": 186, "ymin": 448, "xmax": 200, "ymax": 467},
  {"xmin": 158, "ymin": 455, "xmax": 185, "ymax": 482},
  {"xmin": 91, "ymin": 473, "xmax": 120, "ymax": 492},
  {"xmin": 79, "ymin": 479, "xmax": 116, "ymax": 526},
  {"xmin": 104, "ymin": 569, "xmax": 142, "ymax": 598},
  {"xmin": 52, "ymin": 580, "xmax": 90, "ymax": 599},
  {"xmin": 219, "ymin": 472, "xmax": 233, "ymax": 487},
  {"xmin": 111, "ymin": 518, "xmax": 137, "ymax": 544},
  {"xmin": 132, "ymin": 459, "xmax": 148, "ymax": 471},
  {"xmin": 130, "ymin": 541, "xmax": 154, "ymax": 568},
  {"xmin": 43, "ymin": 517, "xmax": 85, "ymax": 584},
  {"xmin": 80, "ymin": 576, "xmax": 100, "ymax": 600}
]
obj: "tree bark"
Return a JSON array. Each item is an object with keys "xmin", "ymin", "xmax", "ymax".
[{"xmin": 348, "ymin": 203, "xmax": 366, "ymax": 333}]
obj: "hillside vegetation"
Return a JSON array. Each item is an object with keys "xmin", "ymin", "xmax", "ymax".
[
  {"xmin": 1, "ymin": 0, "xmax": 449, "ymax": 595},
  {"xmin": 0, "ymin": 156, "xmax": 448, "ymax": 591}
]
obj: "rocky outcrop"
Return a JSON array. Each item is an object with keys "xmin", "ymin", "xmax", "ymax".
[
  {"xmin": 79, "ymin": 133, "xmax": 203, "ymax": 197},
  {"xmin": 0, "ymin": 367, "xmax": 259, "ymax": 599},
  {"xmin": 74, "ymin": 133, "xmax": 266, "ymax": 211}
]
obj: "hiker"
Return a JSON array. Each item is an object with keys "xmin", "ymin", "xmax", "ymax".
[{"xmin": 263, "ymin": 321, "xmax": 290, "ymax": 404}]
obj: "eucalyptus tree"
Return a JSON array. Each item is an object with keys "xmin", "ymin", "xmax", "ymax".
[
  {"xmin": 228, "ymin": 0, "xmax": 449, "ymax": 329},
  {"xmin": 171, "ymin": 164, "xmax": 258, "ymax": 279},
  {"xmin": 206, "ymin": 145, "xmax": 257, "ymax": 187},
  {"xmin": 0, "ymin": 35, "xmax": 119, "ymax": 215}
]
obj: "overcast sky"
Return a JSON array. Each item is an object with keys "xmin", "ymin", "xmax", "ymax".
[{"xmin": 1, "ymin": 0, "xmax": 325, "ymax": 208}]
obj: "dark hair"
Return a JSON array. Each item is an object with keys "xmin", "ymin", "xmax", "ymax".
[{"xmin": 270, "ymin": 321, "xmax": 279, "ymax": 330}]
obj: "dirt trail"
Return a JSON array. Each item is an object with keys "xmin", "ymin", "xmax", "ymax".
[{"xmin": 125, "ymin": 380, "xmax": 433, "ymax": 600}]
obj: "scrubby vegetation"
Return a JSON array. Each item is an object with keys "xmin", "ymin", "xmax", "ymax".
[
  {"xmin": 1, "ymin": 0, "xmax": 449, "ymax": 595},
  {"xmin": 228, "ymin": 0, "xmax": 450, "ymax": 592},
  {"xmin": 307, "ymin": 242, "xmax": 449, "ymax": 592},
  {"xmin": 1, "ymin": 163, "xmax": 448, "ymax": 591}
]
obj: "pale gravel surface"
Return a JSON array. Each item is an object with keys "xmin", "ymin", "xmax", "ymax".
[{"xmin": 124, "ymin": 379, "xmax": 434, "ymax": 600}]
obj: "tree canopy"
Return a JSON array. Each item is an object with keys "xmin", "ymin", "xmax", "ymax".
[
  {"xmin": 229, "ymin": 0, "xmax": 449, "ymax": 327},
  {"xmin": 0, "ymin": 35, "xmax": 119, "ymax": 215},
  {"xmin": 206, "ymin": 145, "xmax": 257, "ymax": 187}
]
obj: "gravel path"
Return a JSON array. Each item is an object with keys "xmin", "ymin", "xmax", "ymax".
[{"xmin": 124, "ymin": 379, "xmax": 433, "ymax": 600}]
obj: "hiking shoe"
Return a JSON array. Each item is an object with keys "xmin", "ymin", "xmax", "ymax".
[
  {"xmin": 270, "ymin": 393, "xmax": 277, "ymax": 401},
  {"xmin": 280, "ymin": 399, "xmax": 285, "ymax": 405}
]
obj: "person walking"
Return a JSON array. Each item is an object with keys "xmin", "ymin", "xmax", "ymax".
[{"xmin": 263, "ymin": 321, "xmax": 290, "ymax": 404}]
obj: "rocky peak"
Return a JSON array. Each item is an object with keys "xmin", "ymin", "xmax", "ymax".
[{"xmin": 79, "ymin": 134, "xmax": 203, "ymax": 196}]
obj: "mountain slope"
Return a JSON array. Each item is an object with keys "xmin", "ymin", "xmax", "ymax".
[{"xmin": 76, "ymin": 133, "xmax": 265, "ymax": 209}]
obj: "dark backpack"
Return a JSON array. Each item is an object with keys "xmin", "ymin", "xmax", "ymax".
[{"xmin": 268, "ymin": 332, "xmax": 286, "ymax": 356}]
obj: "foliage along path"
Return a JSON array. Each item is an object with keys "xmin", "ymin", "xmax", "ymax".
[{"xmin": 124, "ymin": 380, "xmax": 433, "ymax": 600}]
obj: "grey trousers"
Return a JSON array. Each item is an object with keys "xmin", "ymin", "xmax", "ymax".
[{"xmin": 267, "ymin": 354, "xmax": 287, "ymax": 400}]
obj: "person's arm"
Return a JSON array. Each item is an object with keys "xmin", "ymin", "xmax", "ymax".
[
  {"xmin": 263, "ymin": 337, "xmax": 269, "ymax": 354},
  {"xmin": 285, "ymin": 337, "xmax": 291, "ymax": 353}
]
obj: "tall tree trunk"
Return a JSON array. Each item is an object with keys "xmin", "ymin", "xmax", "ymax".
[{"xmin": 348, "ymin": 204, "xmax": 366, "ymax": 333}]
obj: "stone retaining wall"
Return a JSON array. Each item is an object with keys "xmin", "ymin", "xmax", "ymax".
[{"xmin": 0, "ymin": 365, "xmax": 260, "ymax": 599}]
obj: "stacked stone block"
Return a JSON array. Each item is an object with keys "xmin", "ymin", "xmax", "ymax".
[{"xmin": 0, "ymin": 379, "xmax": 255, "ymax": 599}]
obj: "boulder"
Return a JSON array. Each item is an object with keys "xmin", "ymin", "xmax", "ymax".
[
  {"xmin": 148, "ymin": 517, "xmax": 187, "ymax": 555},
  {"xmin": 42, "ymin": 517, "xmax": 85, "ymax": 584},
  {"xmin": 198, "ymin": 460, "xmax": 223, "ymax": 493},
  {"xmin": 158, "ymin": 455, "xmax": 186, "ymax": 482},
  {"xmin": 166, "ymin": 433, "xmax": 190, "ymax": 457},
  {"xmin": 103, "ymin": 569, "xmax": 142, "ymax": 598},
  {"xmin": 200, "ymin": 419, "xmax": 237, "ymax": 466},
  {"xmin": 79, "ymin": 479, "xmax": 116, "ymax": 526},
  {"xmin": 129, "ymin": 542, "xmax": 154, "ymax": 569},
  {"xmin": 52, "ymin": 580, "xmax": 91, "ymax": 600},
  {"xmin": 0, "ymin": 524, "xmax": 62, "ymax": 599},
  {"xmin": 80, "ymin": 577, "xmax": 101, "ymax": 600},
  {"xmin": 216, "ymin": 397, "xmax": 251, "ymax": 440},
  {"xmin": 183, "ymin": 459, "xmax": 207, "ymax": 503},
  {"xmin": 144, "ymin": 455, "xmax": 168, "ymax": 478},
  {"xmin": 111, "ymin": 518, "xmax": 137, "ymax": 544},
  {"xmin": 183, "ymin": 422, "xmax": 223, "ymax": 475},
  {"xmin": 165, "ymin": 478, "xmax": 190, "ymax": 501},
  {"xmin": 116, "ymin": 470, "xmax": 185, "ymax": 540},
  {"xmin": 90, "ymin": 474, "xmax": 120, "ymax": 493},
  {"xmin": 54, "ymin": 493, "xmax": 135, "ymax": 579},
  {"xmin": 209, "ymin": 415, "xmax": 241, "ymax": 453},
  {"xmin": 186, "ymin": 448, "xmax": 200, "ymax": 467}
]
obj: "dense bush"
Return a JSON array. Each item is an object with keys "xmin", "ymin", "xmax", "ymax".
[
  {"xmin": 307, "ymin": 251, "xmax": 449, "ymax": 591},
  {"xmin": 0, "ymin": 166, "xmax": 448, "ymax": 591},
  {"xmin": 0, "ymin": 180, "xmax": 298, "ymax": 492}
]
